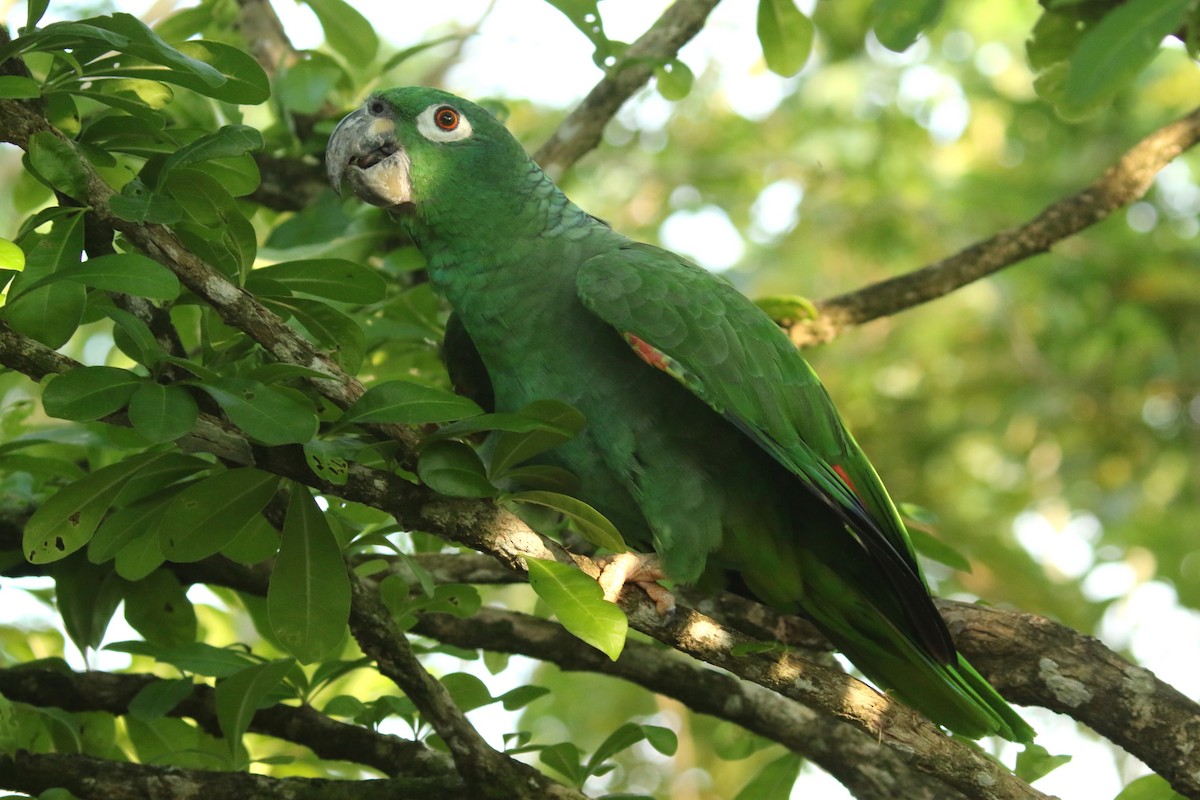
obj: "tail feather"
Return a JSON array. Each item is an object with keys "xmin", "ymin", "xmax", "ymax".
[{"xmin": 800, "ymin": 571, "xmax": 1035, "ymax": 741}]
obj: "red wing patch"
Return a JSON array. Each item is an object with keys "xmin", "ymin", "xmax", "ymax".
[
  {"xmin": 625, "ymin": 333, "xmax": 671, "ymax": 372},
  {"xmin": 832, "ymin": 464, "xmax": 859, "ymax": 496}
]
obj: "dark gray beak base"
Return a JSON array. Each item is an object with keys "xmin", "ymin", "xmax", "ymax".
[{"xmin": 326, "ymin": 104, "xmax": 413, "ymax": 208}]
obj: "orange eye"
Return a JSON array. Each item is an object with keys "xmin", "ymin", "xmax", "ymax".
[{"xmin": 435, "ymin": 107, "xmax": 460, "ymax": 131}]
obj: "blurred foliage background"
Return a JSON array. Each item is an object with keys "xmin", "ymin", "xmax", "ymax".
[{"xmin": 1, "ymin": 0, "xmax": 1198, "ymax": 797}]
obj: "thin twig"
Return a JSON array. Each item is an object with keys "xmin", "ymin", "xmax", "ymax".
[
  {"xmin": 533, "ymin": 0, "xmax": 723, "ymax": 178},
  {"xmin": 787, "ymin": 105, "xmax": 1200, "ymax": 346}
]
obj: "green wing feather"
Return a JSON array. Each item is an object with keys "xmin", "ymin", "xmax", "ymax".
[
  {"xmin": 577, "ymin": 242, "xmax": 1034, "ymax": 742},
  {"xmin": 576, "ymin": 242, "xmax": 952, "ymax": 657}
]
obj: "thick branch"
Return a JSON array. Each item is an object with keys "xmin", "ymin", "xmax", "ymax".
[
  {"xmin": 0, "ymin": 666, "xmax": 452, "ymax": 779},
  {"xmin": 344, "ymin": 576, "xmax": 585, "ymax": 800},
  {"xmin": 788, "ymin": 105, "xmax": 1200, "ymax": 346},
  {"xmin": 0, "ymin": 752, "xmax": 464, "ymax": 800},
  {"xmin": 944, "ymin": 602, "xmax": 1200, "ymax": 799},
  {"xmin": 414, "ymin": 607, "xmax": 966, "ymax": 800},
  {"xmin": 235, "ymin": 0, "xmax": 300, "ymax": 74},
  {"xmin": 533, "ymin": 0, "xmax": 722, "ymax": 178}
]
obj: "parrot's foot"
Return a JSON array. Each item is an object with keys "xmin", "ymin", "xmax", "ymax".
[{"xmin": 597, "ymin": 552, "xmax": 675, "ymax": 616}]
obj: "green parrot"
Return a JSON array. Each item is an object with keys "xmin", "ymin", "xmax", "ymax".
[{"xmin": 326, "ymin": 86, "xmax": 1034, "ymax": 742}]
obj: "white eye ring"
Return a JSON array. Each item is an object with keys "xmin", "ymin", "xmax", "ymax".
[{"xmin": 416, "ymin": 103, "xmax": 473, "ymax": 142}]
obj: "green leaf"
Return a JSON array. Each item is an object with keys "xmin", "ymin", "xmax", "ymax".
[
  {"xmin": 196, "ymin": 377, "xmax": 318, "ymax": 445},
  {"xmin": 539, "ymin": 741, "xmax": 585, "ymax": 785},
  {"xmin": 157, "ymin": 468, "xmax": 279, "ymax": 562},
  {"xmin": 655, "ymin": 58, "xmax": 693, "ymax": 101},
  {"xmin": 27, "ymin": 132, "xmax": 90, "ymax": 200},
  {"xmin": 128, "ymin": 678, "xmax": 195, "ymax": 722},
  {"xmin": 26, "ymin": 0, "xmax": 50, "ymax": 27},
  {"xmin": 303, "ymin": 441, "xmax": 350, "ymax": 486},
  {"xmin": 907, "ymin": 527, "xmax": 972, "ymax": 573},
  {"xmin": 92, "ymin": 37, "xmax": 269, "ymax": 104},
  {"xmin": 107, "ymin": 641, "xmax": 256, "ymax": 677},
  {"xmin": 1112, "ymin": 775, "xmax": 1188, "ymax": 800},
  {"xmin": 497, "ymin": 685, "xmax": 550, "ymax": 711},
  {"xmin": 53, "ymin": 557, "xmax": 123, "ymax": 653},
  {"xmin": 267, "ymin": 486, "xmax": 351, "ymax": 663},
  {"xmin": 107, "ymin": 179, "xmax": 184, "ymax": 225},
  {"xmin": 526, "ymin": 557, "xmax": 627, "ymax": 661},
  {"xmin": 122, "ymin": 570, "xmax": 197, "ymax": 648},
  {"xmin": 42, "ymin": 367, "xmax": 141, "ymax": 421},
  {"xmin": 498, "ymin": 464, "xmax": 580, "ymax": 494},
  {"xmin": 341, "ymin": 380, "xmax": 483, "ymax": 427},
  {"xmin": 251, "ymin": 259, "xmax": 387, "ymax": 303},
  {"xmin": 0, "ymin": 75, "xmax": 40, "ymax": 99},
  {"xmin": 439, "ymin": 673, "xmax": 494, "ymax": 713},
  {"xmin": 1060, "ymin": 0, "xmax": 1191, "ymax": 119},
  {"xmin": 127, "ymin": 382, "xmax": 199, "ymax": 443},
  {"xmin": 544, "ymin": 0, "xmax": 614, "ymax": 68},
  {"xmin": 219, "ymin": 514, "xmax": 280, "ymax": 565},
  {"xmin": 418, "ymin": 440, "xmax": 497, "ymax": 498},
  {"xmin": 4, "ymin": 210, "xmax": 86, "ymax": 348},
  {"xmin": 303, "ymin": 0, "xmax": 379, "ymax": 66},
  {"xmin": 506, "ymin": 491, "xmax": 626, "ymax": 552},
  {"xmin": 89, "ymin": 492, "xmax": 176, "ymax": 564},
  {"xmin": 2, "ymin": 280, "xmax": 86, "ymax": 348},
  {"xmin": 159, "ymin": 125, "xmax": 264, "ymax": 185},
  {"xmin": 0, "ymin": 238, "xmax": 23, "ymax": 271},
  {"xmin": 269, "ymin": 296, "xmax": 365, "ymax": 373},
  {"xmin": 757, "ymin": 0, "xmax": 814, "ymax": 75},
  {"xmin": 278, "ymin": 55, "xmax": 346, "ymax": 114},
  {"xmin": 871, "ymin": 0, "xmax": 943, "ymax": 52},
  {"xmin": 643, "ymin": 725, "xmax": 678, "ymax": 756},
  {"xmin": 1014, "ymin": 743, "xmax": 1072, "ymax": 784},
  {"xmin": 489, "ymin": 399, "xmax": 586, "ymax": 477},
  {"xmin": 47, "ymin": 253, "xmax": 180, "ymax": 300},
  {"xmin": 734, "ymin": 752, "xmax": 803, "ymax": 800},
  {"xmin": 114, "ymin": 527, "xmax": 167, "ymax": 580},
  {"xmin": 214, "ymin": 658, "xmax": 295, "ymax": 762},
  {"xmin": 585, "ymin": 722, "xmax": 672, "ymax": 778},
  {"xmin": 24, "ymin": 453, "xmax": 163, "ymax": 564}
]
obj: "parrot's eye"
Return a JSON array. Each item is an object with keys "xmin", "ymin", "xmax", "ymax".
[
  {"xmin": 416, "ymin": 103, "xmax": 474, "ymax": 143},
  {"xmin": 435, "ymin": 106, "xmax": 460, "ymax": 131}
]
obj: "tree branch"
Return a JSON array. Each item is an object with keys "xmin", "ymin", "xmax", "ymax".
[
  {"xmin": 0, "ymin": 666, "xmax": 453, "ymax": 779},
  {"xmin": 413, "ymin": 607, "xmax": 968, "ymax": 800},
  {"xmin": 533, "ymin": 0, "xmax": 723, "ymax": 178},
  {"xmin": 787, "ymin": 105, "xmax": 1200, "ymax": 346},
  {"xmin": 345, "ymin": 576, "xmax": 586, "ymax": 800},
  {"xmin": 943, "ymin": 602, "xmax": 1200, "ymax": 799},
  {"xmin": 0, "ymin": 752, "xmax": 466, "ymax": 800}
]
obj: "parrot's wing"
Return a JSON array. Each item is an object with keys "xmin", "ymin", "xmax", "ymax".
[
  {"xmin": 442, "ymin": 312, "xmax": 495, "ymax": 413},
  {"xmin": 577, "ymin": 242, "xmax": 955, "ymax": 663}
]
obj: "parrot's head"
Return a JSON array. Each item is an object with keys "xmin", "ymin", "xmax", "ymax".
[{"xmin": 325, "ymin": 87, "xmax": 529, "ymax": 212}]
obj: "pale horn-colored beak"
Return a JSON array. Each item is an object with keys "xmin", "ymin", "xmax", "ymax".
[{"xmin": 326, "ymin": 103, "xmax": 413, "ymax": 208}]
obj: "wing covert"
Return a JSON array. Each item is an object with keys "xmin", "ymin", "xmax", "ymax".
[{"xmin": 577, "ymin": 242, "xmax": 955, "ymax": 662}]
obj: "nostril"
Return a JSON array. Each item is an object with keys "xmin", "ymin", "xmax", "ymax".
[{"xmin": 368, "ymin": 100, "xmax": 385, "ymax": 115}]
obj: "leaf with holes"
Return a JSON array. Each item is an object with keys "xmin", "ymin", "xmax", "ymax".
[{"xmin": 24, "ymin": 452, "xmax": 164, "ymax": 564}]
